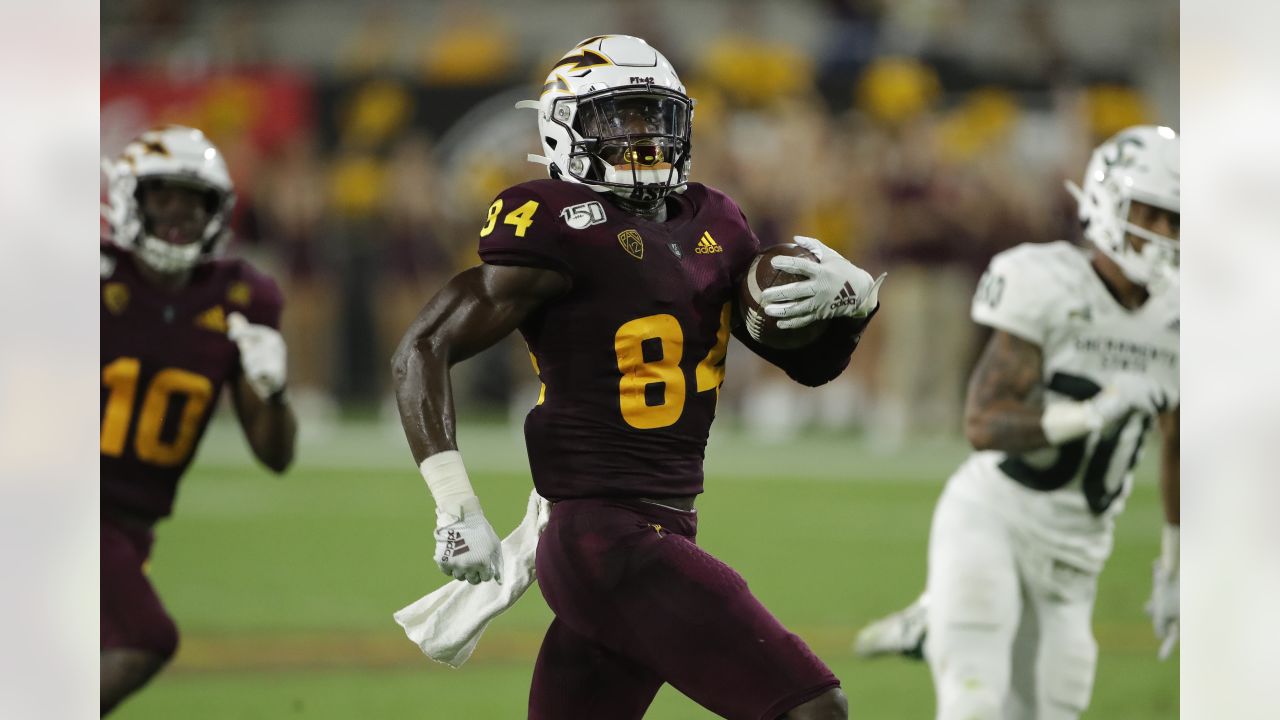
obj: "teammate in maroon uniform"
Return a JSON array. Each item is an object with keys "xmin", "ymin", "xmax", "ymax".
[
  {"xmin": 393, "ymin": 36, "xmax": 882, "ymax": 719},
  {"xmin": 100, "ymin": 126, "xmax": 297, "ymax": 715}
]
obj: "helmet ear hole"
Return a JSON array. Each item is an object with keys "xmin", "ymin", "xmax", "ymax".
[{"xmin": 545, "ymin": 137, "xmax": 558, "ymax": 150}]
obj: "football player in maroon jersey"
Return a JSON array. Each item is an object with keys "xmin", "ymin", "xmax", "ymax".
[
  {"xmin": 100, "ymin": 125, "xmax": 297, "ymax": 715},
  {"xmin": 393, "ymin": 36, "xmax": 882, "ymax": 719}
]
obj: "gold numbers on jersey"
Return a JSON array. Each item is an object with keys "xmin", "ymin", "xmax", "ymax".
[
  {"xmin": 505, "ymin": 200, "xmax": 539, "ymax": 237},
  {"xmin": 479, "ymin": 199, "xmax": 541, "ymax": 238},
  {"xmin": 615, "ymin": 314, "xmax": 687, "ymax": 429},
  {"xmin": 695, "ymin": 303, "xmax": 731, "ymax": 393},
  {"xmin": 480, "ymin": 199, "xmax": 503, "ymax": 236},
  {"xmin": 101, "ymin": 357, "xmax": 215, "ymax": 467},
  {"xmin": 101, "ymin": 357, "xmax": 140, "ymax": 456},
  {"xmin": 613, "ymin": 303, "xmax": 732, "ymax": 430},
  {"xmin": 135, "ymin": 369, "xmax": 216, "ymax": 465}
]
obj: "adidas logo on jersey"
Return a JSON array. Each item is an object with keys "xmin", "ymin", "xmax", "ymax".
[
  {"xmin": 695, "ymin": 231, "xmax": 723, "ymax": 254},
  {"xmin": 195, "ymin": 305, "xmax": 228, "ymax": 333},
  {"xmin": 830, "ymin": 281, "xmax": 860, "ymax": 309}
]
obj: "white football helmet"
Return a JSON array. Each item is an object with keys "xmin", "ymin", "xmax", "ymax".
[
  {"xmin": 1066, "ymin": 125, "xmax": 1179, "ymax": 287},
  {"xmin": 516, "ymin": 35, "xmax": 693, "ymax": 213},
  {"xmin": 102, "ymin": 125, "xmax": 235, "ymax": 273}
]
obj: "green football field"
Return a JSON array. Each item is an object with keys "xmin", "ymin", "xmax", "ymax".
[{"xmin": 114, "ymin": 418, "xmax": 1177, "ymax": 719}]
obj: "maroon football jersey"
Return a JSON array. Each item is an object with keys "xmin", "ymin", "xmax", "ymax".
[
  {"xmin": 100, "ymin": 243, "xmax": 283, "ymax": 523},
  {"xmin": 477, "ymin": 180, "xmax": 764, "ymax": 500}
]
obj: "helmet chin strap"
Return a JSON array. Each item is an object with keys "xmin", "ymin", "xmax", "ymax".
[
  {"xmin": 602, "ymin": 163, "xmax": 681, "ymax": 214},
  {"xmin": 137, "ymin": 234, "xmax": 202, "ymax": 275},
  {"xmin": 1113, "ymin": 252, "xmax": 1155, "ymax": 286},
  {"xmin": 1120, "ymin": 208, "xmax": 1178, "ymax": 288},
  {"xmin": 1115, "ymin": 235, "xmax": 1178, "ymax": 290},
  {"xmin": 602, "ymin": 164, "xmax": 675, "ymax": 184},
  {"xmin": 606, "ymin": 185, "xmax": 667, "ymax": 217},
  {"xmin": 1148, "ymin": 262, "xmax": 1180, "ymax": 295}
]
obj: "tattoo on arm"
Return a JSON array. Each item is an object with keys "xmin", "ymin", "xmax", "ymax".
[{"xmin": 963, "ymin": 330, "xmax": 1050, "ymax": 453}]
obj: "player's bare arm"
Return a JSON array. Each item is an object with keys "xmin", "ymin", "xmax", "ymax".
[
  {"xmin": 963, "ymin": 329, "xmax": 1050, "ymax": 453},
  {"xmin": 967, "ymin": 326, "xmax": 1171, "ymax": 455},
  {"xmin": 225, "ymin": 311, "xmax": 295, "ymax": 473},
  {"xmin": 230, "ymin": 375, "xmax": 296, "ymax": 473},
  {"xmin": 391, "ymin": 263, "xmax": 569, "ymax": 461},
  {"xmin": 391, "ymin": 262, "xmax": 567, "ymax": 585}
]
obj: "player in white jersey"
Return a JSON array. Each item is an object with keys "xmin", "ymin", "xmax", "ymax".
[{"xmin": 854, "ymin": 125, "xmax": 1180, "ymax": 720}]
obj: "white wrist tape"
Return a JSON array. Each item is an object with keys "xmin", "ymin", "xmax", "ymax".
[
  {"xmin": 1160, "ymin": 524, "xmax": 1179, "ymax": 574},
  {"xmin": 418, "ymin": 450, "xmax": 478, "ymax": 517},
  {"xmin": 1041, "ymin": 401, "xmax": 1101, "ymax": 445}
]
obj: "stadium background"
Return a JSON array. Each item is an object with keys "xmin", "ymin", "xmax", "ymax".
[{"xmin": 101, "ymin": 1, "xmax": 1178, "ymax": 717}]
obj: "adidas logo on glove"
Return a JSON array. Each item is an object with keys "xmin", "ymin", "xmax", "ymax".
[
  {"xmin": 442, "ymin": 530, "xmax": 470, "ymax": 560},
  {"xmin": 830, "ymin": 281, "xmax": 860, "ymax": 309}
]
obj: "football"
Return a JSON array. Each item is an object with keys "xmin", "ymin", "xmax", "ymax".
[{"xmin": 739, "ymin": 243, "xmax": 829, "ymax": 349}]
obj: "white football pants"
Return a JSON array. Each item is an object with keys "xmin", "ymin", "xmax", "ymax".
[{"xmin": 924, "ymin": 479, "xmax": 1099, "ymax": 720}]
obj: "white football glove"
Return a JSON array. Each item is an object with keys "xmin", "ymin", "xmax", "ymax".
[
  {"xmin": 420, "ymin": 451, "xmax": 503, "ymax": 585},
  {"xmin": 1088, "ymin": 372, "xmax": 1173, "ymax": 430},
  {"xmin": 434, "ymin": 496, "xmax": 504, "ymax": 585},
  {"xmin": 1146, "ymin": 561, "xmax": 1179, "ymax": 660},
  {"xmin": 760, "ymin": 236, "xmax": 885, "ymax": 330},
  {"xmin": 854, "ymin": 594, "xmax": 928, "ymax": 659},
  {"xmin": 1043, "ymin": 372, "xmax": 1174, "ymax": 445},
  {"xmin": 227, "ymin": 312, "xmax": 287, "ymax": 399}
]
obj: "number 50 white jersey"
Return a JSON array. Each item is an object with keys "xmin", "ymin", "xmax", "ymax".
[{"xmin": 951, "ymin": 241, "xmax": 1179, "ymax": 572}]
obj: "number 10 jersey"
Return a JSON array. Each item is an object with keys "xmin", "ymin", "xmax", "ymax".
[
  {"xmin": 955, "ymin": 241, "xmax": 1179, "ymax": 571},
  {"xmin": 477, "ymin": 180, "xmax": 761, "ymax": 502},
  {"xmin": 101, "ymin": 243, "xmax": 283, "ymax": 524}
]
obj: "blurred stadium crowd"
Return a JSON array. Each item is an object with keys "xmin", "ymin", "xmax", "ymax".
[{"xmin": 101, "ymin": 0, "xmax": 1178, "ymax": 446}]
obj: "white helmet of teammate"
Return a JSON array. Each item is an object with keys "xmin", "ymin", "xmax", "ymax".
[
  {"xmin": 516, "ymin": 35, "xmax": 693, "ymax": 213},
  {"xmin": 1066, "ymin": 125, "xmax": 1179, "ymax": 287},
  {"xmin": 103, "ymin": 125, "xmax": 236, "ymax": 273}
]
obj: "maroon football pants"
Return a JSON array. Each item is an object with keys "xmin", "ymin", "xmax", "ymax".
[
  {"xmin": 530, "ymin": 498, "xmax": 839, "ymax": 720},
  {"xmin": 101, "ymin": 516, "xmax": 178, "ymax": 658}
]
